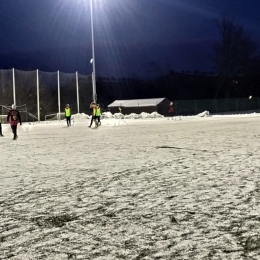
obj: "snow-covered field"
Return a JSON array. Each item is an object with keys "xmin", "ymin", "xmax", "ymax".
[{"xmin": 1, "ymin": 112, "xmax": 260, "ymax": 259}]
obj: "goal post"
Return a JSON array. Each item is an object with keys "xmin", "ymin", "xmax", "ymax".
[
  {"xmin": 0, "ymin": 115, "xmax": 7, "ymax": 123},
  {"xmin": 45, "ymin": 112, "xmax": 65, "ymax": 121}
]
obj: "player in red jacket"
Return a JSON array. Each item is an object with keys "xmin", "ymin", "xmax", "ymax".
[
  {"xmin": 168, "ymin": 102, "xmax": 174, "ymax": 120},
  {"xmin": 7, "ymin": 104, "xmax": 22, "ymax": 140}
]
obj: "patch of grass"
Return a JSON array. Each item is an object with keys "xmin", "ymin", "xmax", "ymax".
[
  {"xmin": 244, "ymin": 235, "xmax": 260, "ymax": 252},
  {"xmin": 32, "ymin": 214, "xmax": 79, "ymax": 228},
  {"xmin": 135, "ymin": 248, "xmax": 151, "ymax": 260}
]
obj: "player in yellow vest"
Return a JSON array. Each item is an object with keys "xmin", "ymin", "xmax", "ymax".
[
  {"xmin": 96, "ymin": 104, "xmax": 101, "ymax": 126},
  {"xmin": 88, "ymin": 102, "xmax": 98, "ymax": 128},
  {"xmin": 65, "ymin": 104, "xmax": 72, "ymax": 127}
]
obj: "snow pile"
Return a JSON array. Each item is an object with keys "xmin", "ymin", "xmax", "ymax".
[
  {"xmin": 72, "ymin": 113, "xmax": 91, "ymax": 122},
  {"xmin": 42, "ymin": 110, "xmax": 260, "ymax": 124},
  {"xmin": 196, "ymin": 110, "xmax": 210, "ymax": 117},
  {"xmin": 124, "ymin": 113, "xmax": 140, "ymax": 119},
  {"xmin": 124, "ymin": 112, "xmax": 164, "ymax": 119},
  {"xmin": 64, "ymin": 111, "xmax": 164, "ymax": 122},
  {"xmin": 102, "ymin": 112, "xmax": 114, "ymax": 119},
  {"xmin": 111, "ymin": 112, "xmax": 124, "ymax": 119}
]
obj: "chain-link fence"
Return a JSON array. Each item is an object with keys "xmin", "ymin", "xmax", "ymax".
[
  {"xmin": 1, "ymin": 68, "xmax": 259, "ymax": 121},
  {"xmin": 175, "ymin": 98, "xmax": 260, "ymax": 115},
  {"xmin": 0, "ymin": 69, "xmax": 93, "ymax": 121}
]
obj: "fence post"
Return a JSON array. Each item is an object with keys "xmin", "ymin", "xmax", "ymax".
[
  {"xmin": 57, "ymin": 70, "xmax": 60, "ymax": 120},
  {"xmin": 76, "ymin": 71, "xmax": 80, "ymax": 114},
  {"xmin": 36, "ymin": 69, "xmax": 40, "ymax": 122},
  {"xmin": 12, "ymin": 68, "xmax": 16, "ymax": 106}
]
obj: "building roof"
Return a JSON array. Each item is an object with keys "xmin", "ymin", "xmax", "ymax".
[{"xmin": 108, "ymin": 98, "xmax": 166, "ymax": 107}]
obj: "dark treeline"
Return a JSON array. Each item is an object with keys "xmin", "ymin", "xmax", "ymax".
[
  {"xmin": 2, "ymin": 16, "xmax": 260, "ymax": 118},
  {"xmin": 97, "ymin": 16, "xmax": 260, "ymax": 108},
  {"xmin": 96, "ymin": 70, "xmax": 260, "ymax": 108}
]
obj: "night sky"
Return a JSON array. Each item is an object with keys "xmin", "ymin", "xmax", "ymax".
[{"xmin": 0, "ymin": 0, "xmax": 260, "ymax": 78}]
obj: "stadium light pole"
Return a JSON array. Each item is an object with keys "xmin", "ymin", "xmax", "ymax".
[{"xmin": 90, "ymin": 0, "xmax": 97, "ymax": 103}]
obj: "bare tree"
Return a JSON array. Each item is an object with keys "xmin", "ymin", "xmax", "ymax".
[{"xmin": 213, "ymin": 17, "xmax": 257, "ymax": 98}]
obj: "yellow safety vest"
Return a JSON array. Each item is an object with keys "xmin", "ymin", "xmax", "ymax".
[
  {"xmin": 65, "ymin": 108, "xmax": 71, "ymax": 117},
  {"xmin": 96, "ymin": 108, "xmax": 101, "ymax": 116}
]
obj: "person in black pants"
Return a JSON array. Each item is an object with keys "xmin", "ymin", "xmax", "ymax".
[
  {"xmin": 65, "ymin": 104, "xmax": 72, "ymax": 127},
  {"xmin": 0, "ymin": 118, "xmax": 4, "ymax": 136},
  {"xmin": 7, "ymin": 104, "xmax": 22, "ymax": 140},
  {"xmin": 88, "ymin": 102, "xmax": 97, "ymax": 128}
]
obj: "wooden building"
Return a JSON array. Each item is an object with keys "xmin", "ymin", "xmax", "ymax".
[{"xmin": 107, "ymin": 98, "xmax": 171, "ymax": 116}]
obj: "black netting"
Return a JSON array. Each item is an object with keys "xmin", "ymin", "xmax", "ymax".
[
  {"xmin": 175, "ymin": 98, "xmax": 260, "ymax": 115},
  {"xmin": 0, "ymin": 68, "xmax": 259, "ymax": 120},
  {"xmin": 15, "ymin": 69, "xmax": 37, "ymax": 120},
  {"xmin": 0, "ymin": 69, "xmax": 13, "ymax": 107},
  {"xmin": 0, "ymin": 69, "xmax": 92, "ymax": 121}
]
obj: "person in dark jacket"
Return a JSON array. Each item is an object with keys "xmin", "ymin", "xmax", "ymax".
[
  {"xmin": 168, "ymin": 102, "xmax": 174, "ymax": 120},
  {"xmin": 168, "ymin": 101, "xmax": 181, "ymax": 120},
  {"xmin": 0, "ymin": 118, "xmax": 3, "ymax": 136},
  {"xmin": 88, "ymin": 102, "xmax": 98, "ymax": 128},
  {"xmin": 7, "ymin": 104, "xmax": 22, "ymax": 140}
]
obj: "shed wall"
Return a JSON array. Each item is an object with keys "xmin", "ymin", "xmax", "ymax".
[
  {"xmin": 109, "ymin": 106, "xmax": 157, "ymax": 115},
  {"xmin": 157, "ymin": 98, "xmax": 171, "ymax": 116}
]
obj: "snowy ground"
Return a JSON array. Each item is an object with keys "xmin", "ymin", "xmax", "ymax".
[{"xmin": 1, "ymin": 113, "xmax": 260, "ymax": 259}]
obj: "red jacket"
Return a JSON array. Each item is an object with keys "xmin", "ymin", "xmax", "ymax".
[
  {"xmin": 7, "ymin": 109, "xmax": 22, "ymax": 125},
  {"xmin": 169, "ymin": 106, "xmax": 174, "ymax": 113}
]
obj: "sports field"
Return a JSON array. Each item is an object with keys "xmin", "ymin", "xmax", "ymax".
[{"xmin": 1, "ymin": 115, "xmax": 260, "ymax": 259}]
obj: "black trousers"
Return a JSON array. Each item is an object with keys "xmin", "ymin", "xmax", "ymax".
[
  {"xmin": 0, "ymin": 123, "xmax": 2, "ymax": 135},
  {"xmin": 97, "ymin": 116, "xmax": 101, "ymax": 125},
  {"xmin": 11, "ymin": 125, "xmax": 17, "ymax": 137},
  {"xmin": 66, "ymin": 116, "xmax": 71, "ymax": 126},
  {"xmin": 89, "ymin": 116, "xmax": 98, "ymax": 127}
]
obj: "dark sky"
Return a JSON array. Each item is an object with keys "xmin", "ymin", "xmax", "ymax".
[{"xmin": 0, "ymin": 0, "xmax": 260, "ymax": 78}]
